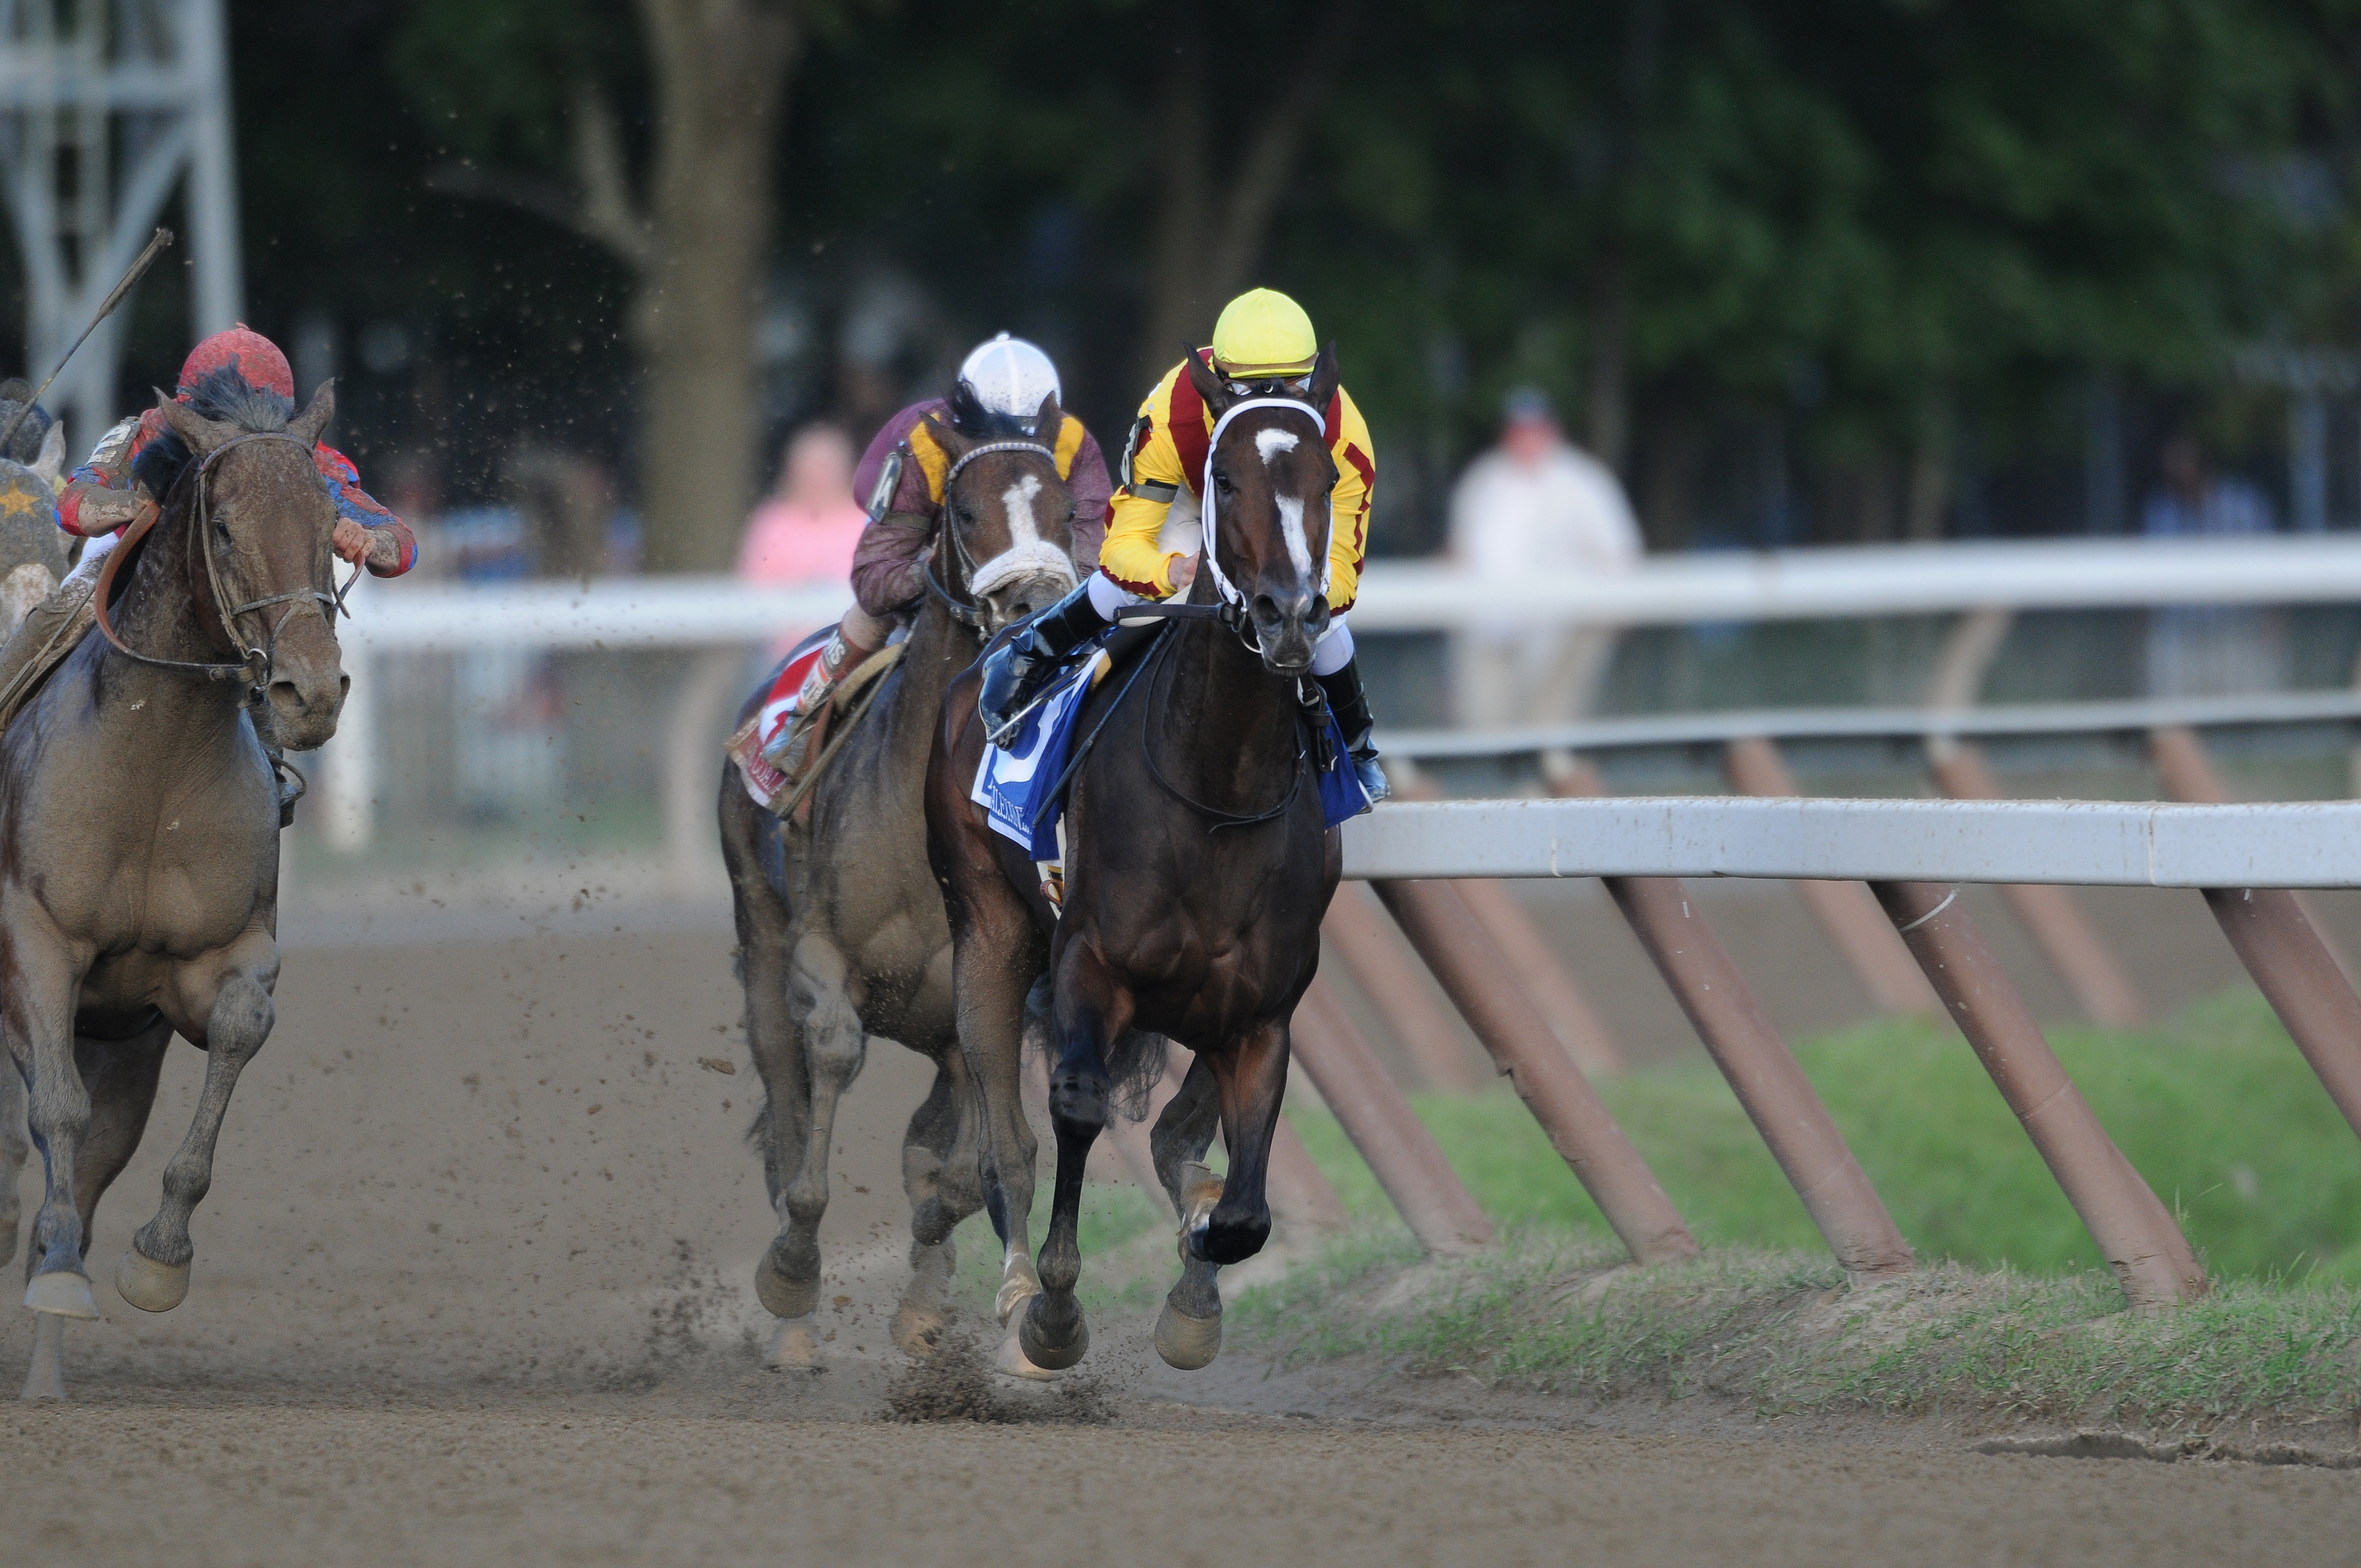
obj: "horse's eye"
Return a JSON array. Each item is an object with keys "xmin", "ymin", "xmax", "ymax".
[{"xmin": 1213, "ymin": 471, "xmax": 1233, "ymax": 494}]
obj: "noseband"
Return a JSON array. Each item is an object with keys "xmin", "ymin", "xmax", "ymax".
[
  {"xmin": 920, "ymin": 438, "xmax": 1063, "ymax": 631},
  {"xmin": 93, "ymin": 430, "xmax": 348, "ymax": 707}
]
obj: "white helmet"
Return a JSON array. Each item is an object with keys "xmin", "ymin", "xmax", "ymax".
[{"xmin": 956, "ymin": 333, "xmax": 1061, "ymax": 419}]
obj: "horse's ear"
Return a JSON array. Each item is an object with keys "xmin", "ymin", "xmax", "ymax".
[
  {"xmin": 289, "ymin": 380, "xmax": 335, "ymax": 448},
  {"xmin": 920, "ymin": 409, "xmax": 972, "ymax": 461},
  {"xmin": 154, "ymin": 393, "xmax": 240, "ymax": 458},
  {"xmin": 1181, "ymin": 345, "xmax": 1233, "ymax": 418},
  {"xmin": 31, "ymin": 420, "xmax": 64, "ymax": 484},
  {"xmin": 1031, "ymin": 390, "xmax": 1063, "ymax": 445},
  {"xmin": 1305, "ymin": 341, "xmax": 1341, "ymax": 416}
]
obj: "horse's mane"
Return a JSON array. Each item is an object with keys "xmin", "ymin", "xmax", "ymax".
[
  {"xmin": 0, "ymin": 376, "xmax": 53, "ymax": 465},
  {"xmin": 943, "ymin": 377, "xmax": 1046, "ymax": 442},
  {"xmin": 132, "ymin": 366, "xmax": 300, "ymax": 503}
]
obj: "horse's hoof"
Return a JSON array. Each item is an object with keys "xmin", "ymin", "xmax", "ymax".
[
  {"xmin": 992, "ymin": 1324, "xmax": 1059, "ymax": 1382},
  {"xmin": 23, "ymin": 1272, "xmax": 98, "ymax": 1320},
  {"xmin": 1016, "ymin": 1298, "xmax": 1089, "ymax": 1371},
  {"xmin": 891, "ymin": 1299, "xmax": 947, "ymax": 1359},
  {"xmin": 754, "ymin": 1258, "xmax": 819, "ymax": 1321},
  {"xmin": 1154, "ymin": 1299, "xmax": 1223, "ymax": 1371},
  {"xmin": 115, "ymin": 1247, "xmax": 191, "ymax": 1314},
  {"xmin": 763, "ymin": 1317, "xmax": 823, "ymax": 1374}
]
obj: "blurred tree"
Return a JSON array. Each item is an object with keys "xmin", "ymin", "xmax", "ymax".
[{"xmin": 399, "ymin": 0, "xmax": 808, "ymax": 572}]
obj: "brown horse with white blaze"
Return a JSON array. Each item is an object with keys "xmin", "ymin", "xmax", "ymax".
[
  {"xmin": 1, "ymin": 383, "xmax": 346, "ymax": 1398},
  {"xmin": 927, "ymin": 345, "xmax": 1349, "ymax": 1372},
  {"xmin": 719, "ymin": 394, "xmax": 1082, "ymax": 1373}
]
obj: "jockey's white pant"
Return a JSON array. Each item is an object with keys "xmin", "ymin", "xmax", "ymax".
[{"xmin": 1086, "ymin": 569, "xmax": 1354, "ymax": 674}]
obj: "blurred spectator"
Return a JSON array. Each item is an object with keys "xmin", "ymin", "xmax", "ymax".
[
  {"xmin": 1448, "ymin": 388, "xmax": 1642, "ymax": 728},
  {"xmin": 2142, "ymin": 431, "xmax": 2285, "ymax": 696},
  {"xmin": 739, "ymin": 422, "xmax": 867, "ymax": 585},
  {"xmin": 739, "ymin": 423, "xmax": 866, "ymax": 658}
]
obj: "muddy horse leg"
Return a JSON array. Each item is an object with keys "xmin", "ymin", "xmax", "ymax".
[
  {"xmin": 761, "ymin": 934, "xmax": 868, "ymax": 1368},
  {"xmin": 951, "ymin": 927, "xmax": 1045, "ymax": 1379},
  {"xmin": 1019, "ymin": 949, "xmax": 1130, "ymax": 1371},
  {"xmin": 890, "ymin": 1046, "xmax": 985, "ymax": 1357},
  {"xmin": 727, "ymin": 805, "xmax": 829, "ymax": 1368},
  {"xmin": 121, "ymin": 961, "xmax": 276, "ymax": 1315},
  {"xmin": 9, "ymin": 930, "xmax": 96, "ymax": 1319},
  {"xmin": 0, "ymin": 1054, "xmax": 24, "ymax": 1269},
  {"xmin": 1148, "ymin": 1057, "xmax": 1227, "ymax": 1369}
]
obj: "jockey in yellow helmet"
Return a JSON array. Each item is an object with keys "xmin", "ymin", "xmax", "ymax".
[{"xmin": 977, "ymin": 288, "xmax": 1386, "ymax": 805}]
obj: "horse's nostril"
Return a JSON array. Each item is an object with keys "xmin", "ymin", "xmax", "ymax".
[{"xmin": 268, "ymin": 679, "xmax": 305, "ymax": 715}]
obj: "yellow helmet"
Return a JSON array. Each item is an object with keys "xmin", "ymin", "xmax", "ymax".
[{"xmin": 1211, "ymin": 288, "xmax": 1316, "ymax": 380}]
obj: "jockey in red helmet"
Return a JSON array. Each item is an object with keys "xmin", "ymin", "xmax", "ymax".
[{"xmin": 0, "ymin": 325, "xmax": 418, "ymax": 821}]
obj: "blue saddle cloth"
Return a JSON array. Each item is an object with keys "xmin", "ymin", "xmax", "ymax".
[{"xmin": 971, "ymin": 633, "xmax": 1370, "ymax": 861}]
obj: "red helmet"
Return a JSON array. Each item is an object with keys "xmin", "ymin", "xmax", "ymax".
[{"xmin": 178, "ymin": 325, "xmax": 294, "ymax": 400}]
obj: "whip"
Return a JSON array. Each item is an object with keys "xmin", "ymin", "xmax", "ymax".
[{"xmin": 0, "ymin": 226, "xmax": 176, "ymax": 456}]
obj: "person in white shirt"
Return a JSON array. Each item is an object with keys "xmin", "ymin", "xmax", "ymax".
[{"xmin": 1447, "ymin": 388, "xmax": 1643, "ymax": 728}]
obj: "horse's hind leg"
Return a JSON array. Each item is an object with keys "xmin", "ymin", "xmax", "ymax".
[
  {"xmin": 890, "ymin": 1048, "xmax": 984, "ymax": 1358},
  {"xmin": 122, "ymin": 962, "xmax": 276, "ymax": 1314},
  {"xmin": 73, "ymin": 1020, "xmax": 172, "ymax": 1253},
  {"xmin": 1019, "ymin": 950, "xmax": 1130, "ymax": 1372},
  {"xmin": 1148, "ymin": 1057, "xmax": 1227, "ymax": 1370}
]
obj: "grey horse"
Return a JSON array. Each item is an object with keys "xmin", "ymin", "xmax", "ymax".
[
  {"xmin": 3, "ymin": 384, "xmax": 346, "ymax": 1398},
  {"xmin": 719, "ymin": 395, "xmax": 1080, "ymax": 1373}
]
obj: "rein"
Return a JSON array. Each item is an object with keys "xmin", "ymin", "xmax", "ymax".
[
  {"xmin": 93, "ymin": 431, "xmax": 341, "ymax": 706},
  {"xmin": 1136, "ymin": 622, "xmax": 1313, "ymax": 831}
]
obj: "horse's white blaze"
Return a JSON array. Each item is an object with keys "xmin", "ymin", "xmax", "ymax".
[
  {"xmin": 1275, "ymin": 494, "xmax": 1315, "ymax": 584},
  {"xmin": 1000, "ymin": 472, "xmax": 1043, "ymax": 544},
  {"xmin": 1255, "ymin": 427, "xmax": 1299, "ymax": 465},
  {"xmin": 969, "ymin": 475, "xmax": 1076, "ymax": 601}
]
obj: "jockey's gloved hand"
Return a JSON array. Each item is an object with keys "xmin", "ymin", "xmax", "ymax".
[
  {"xmin": 1314, "ymin": 658, "xmax": 1390, "ymax": 810},
  {"xmin": 979, "ymin": 579, "xmax": 1107, "ymax": 745}
]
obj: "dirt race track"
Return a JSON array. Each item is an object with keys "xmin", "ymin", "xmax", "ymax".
[{"xmin": 4, "ymin": 923, "xmax": 2359, "ymax": 1566}]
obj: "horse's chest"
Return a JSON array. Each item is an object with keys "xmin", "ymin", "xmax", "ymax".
[{"xmin": 21, "ymin": 812, "xmax": 270, "ymax": 952}]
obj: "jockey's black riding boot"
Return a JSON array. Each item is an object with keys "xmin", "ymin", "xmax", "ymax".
[
  {"xmin": 1314, "ymin": 657, "xmax": 1390, "ymax": 810},
  {"xmin": 978, "ymin": 579, "xmax": 1106, "ymax": 745}
]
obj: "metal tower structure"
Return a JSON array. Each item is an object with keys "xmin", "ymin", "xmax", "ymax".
[{"xmin": 0, "ymin": 0, "xmax": 240, "ymax": 456}]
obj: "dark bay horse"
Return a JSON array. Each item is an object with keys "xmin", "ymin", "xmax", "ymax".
[
  {"xmin": 927, "ymin": 346, "xmax": 1347, "ymax": 1371},
  {"xmin": 4, "ymin": 384, "xmax": 346, "ymax": 1398},
  {"xmin": 719, "ymin": 395, "xmax": 1081, "ymax": 1373}
]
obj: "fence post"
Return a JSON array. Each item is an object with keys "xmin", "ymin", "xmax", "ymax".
[
  {"xmin": 1604, "ymin": 875, "xmax": 1916, "ymax": 1281},
  {"xmin": 1724, "ymin": 737, "xmax": 1944, "ymax": 1017},
  {"xmin": 1926, "ymin": 743, "xmax": 2145, "ymax": 1027},
  {"xmin": 2148, "ymin": 725, "xmax": 2361, "ymax": 1148},
  {"xmin": 1871, "ymin": 880, "xmax": 2206, "ymax": 1308},
  {"xmin": 322, "ymin": 643, "xmax": 376, "ymax": 852},
  {"xmin": 1290, "ymin": 974, "xmax": 1494, "ymax": 1256},
  {"xmin": 1370, "ymin": 879, "xmax": 1700, "ymax": 1265},
  {"xmin": 1391, "ymin": 768, "xmax": 1626, "ymax": 1075},
  {"xmin": 1323, "ymin": 884, "xmax": 1487, "ymax": 1091}
]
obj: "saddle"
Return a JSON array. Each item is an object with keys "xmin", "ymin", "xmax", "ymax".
[
  {"xmin": 726, "ymin": 638, "xmax": 906, "ymax": 823},
  {"xmin": 0, "ymin": 575, "xmax": 95, "ymax": 734}
]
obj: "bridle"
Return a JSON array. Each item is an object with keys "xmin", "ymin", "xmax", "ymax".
[
  {"xmin": 94, "ymin": 430, "xmax": 350, "ymax": 707},
  {"xmin": 920, "ymin": 437, "xmax": 1063, "ymax": 632}
]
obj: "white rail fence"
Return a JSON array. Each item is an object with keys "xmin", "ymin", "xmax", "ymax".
[
  {"xmin": 315, "ymin": 534, "xmax": 2361, "ymax": 854},
  {"xmin": 1337, "ymin": 796, "xmax": 2361, "ymax": 886}
]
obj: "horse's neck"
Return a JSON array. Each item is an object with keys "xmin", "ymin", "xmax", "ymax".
[
  {"xmin": 880, "ymin": 598, "xmax": 980, "ymax": 767},
  {"xmin": 1157, "ymin": 618, "xmax": 1299, "ymax": 808},
  {"xmin": 101, "ymin": 506, "xmax": 246, "ymax": 735}
]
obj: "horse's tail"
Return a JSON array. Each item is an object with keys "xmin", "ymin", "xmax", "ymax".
[{"xmin": 1021, "ymin": 972, "xmax": 1171, "ymax": 1124}]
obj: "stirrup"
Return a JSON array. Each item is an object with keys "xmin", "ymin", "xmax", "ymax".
[{"xmin": 269, "ymin": 754, "xmax": 307, "ymax": 829}]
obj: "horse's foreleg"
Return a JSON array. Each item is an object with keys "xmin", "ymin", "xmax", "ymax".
[
  {"xmin": 0, "ymin": 1054, "xmax": 25, "ymax": 1268},
  {"xmin": 123, "ymin": 969, "xmax": 274, "ymax": 1314},
  {"xmin": 1020, "ymin": 952, "xmax": 1129, "ymax": 1372},
  {"xmin": 949, "ymin": 919, "xmax": 1043, "ymax": 1369},
  {"xmin": 1154, "ymin": 1019, "xmax": 1291, "ymax": 1372},
  {"xmin": 760, "ymin": 936, "xmax": 866, "ymax": 1369},
  {"xmin": 10, "ymin": 935, "xmax": 95, "ymax": 1320}
]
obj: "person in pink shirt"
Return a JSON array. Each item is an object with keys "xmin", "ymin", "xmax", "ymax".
[{"xmin": 739, "ymin": 423, "xmax": 868, "ymax": 587}]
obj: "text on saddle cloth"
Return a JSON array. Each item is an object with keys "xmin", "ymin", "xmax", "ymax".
[{"xmin": 971, "ymin": 627, "xmax": 1371, "ymax": 873}]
